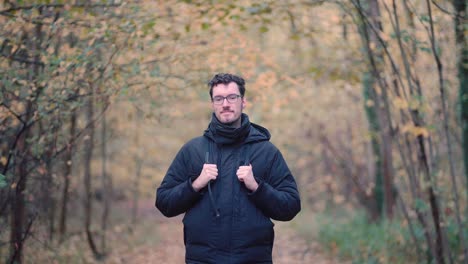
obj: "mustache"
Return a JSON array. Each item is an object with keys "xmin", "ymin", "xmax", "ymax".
[{"xmin": 220, "ymin": 108, "xmax": 233, "ymax": 113}]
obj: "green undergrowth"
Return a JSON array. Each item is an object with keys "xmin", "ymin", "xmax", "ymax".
[{"xmin": 294, "ymin": 208, "xmax": 467, "ymax": 264}]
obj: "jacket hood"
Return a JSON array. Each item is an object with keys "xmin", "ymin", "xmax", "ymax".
[{"xmin": 247, "ymin": 122, "xmax": 271, "ymax": 143}]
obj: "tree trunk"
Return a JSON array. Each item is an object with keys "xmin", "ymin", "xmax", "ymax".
[
  {"xmin": 321, "ymin": 138, "xmax": 336, "ymax": 208},
  {"xmin": 357, "ymin": 0, "xmax": 396, "ymax": 220},
  {"xmin": 341, "ymin": 11, "xmax": 348, "ymax": 41},
  {"xmin": 83, "ymin": 85, "xmax": 102, "ymax": 259},
  {"xmin": 9, "ymin": 12, "xmax": 43, "ymax": 262},
  {"xmin": 451, "ymin": 0, "xmax": 468, "ymax": 261},
  {"xmin": 100, "ymin": 108, "xmax": 112, "ymax": 252},
  {"xmin": 46, "ymin": 159, "xmax": 56, "ymax": 244},
  {"xmin": 424, "ymin": 0, "xmax": 466, "ymax": 262},
  {"xmin": 132, "ymin": 109, "xmax": 143, "ymax": 226},
  {"xmin": 59, "ymin": 107, "xmax": 76, "ymax": 241},
  {"xmin": 132, "ymin": 157, "xmax": 142, "ymax": 226},
  {"xmin": 44, "ymin": 120, "xmax": 58, "ymax": 243},
  {"xmin": 417, "ymin": 135, "xmax": 445, "ymax": 264},
  {"xmin": 390, "ymin": 0, "xmax": 445, "ymax": 261},
  {"xmin": 9, "ymin": 111, "xmax": 31, "ymax": 264},
  {"xmin": 362, "ymin": 72, "xmax": 383, "ymax": 220},
  {"xmin": 453, "ymin": 0, "xmax": 468, "ymax": 207}
]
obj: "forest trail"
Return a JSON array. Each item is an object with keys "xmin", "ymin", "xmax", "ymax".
[{"xmin": 106, "ymin": 199, "xmax": 344, "ymax": 264}]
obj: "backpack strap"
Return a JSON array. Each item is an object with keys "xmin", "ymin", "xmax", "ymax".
[
  {"xmin": 205, "ymin": 137, "xmax": 220, "ymax": 217},
  {"xmin": 240, "ymin": 142, "xmax": 251, "ymax": 166}
]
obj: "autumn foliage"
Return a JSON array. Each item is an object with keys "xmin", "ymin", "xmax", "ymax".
[{"xmin": 0, "ymin": 0, "xmax": 466, "ymax": 263}]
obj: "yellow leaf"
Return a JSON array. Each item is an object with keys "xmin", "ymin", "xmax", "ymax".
[
  {"xmin": 37, "ymin": 166, "xmax": 46, "ymax": 175},
  {"xmin": 393, "ymin": 97, "xmax": 408, "ymax": 109},
  {"xmin": 333, "ymin": 194, "xmax": 345, "ymax": 204},
  {"xmin": 402, "ymin": 123, "xmax": 429, "ymax": 137},
  {"xmin": 47, "ymin": 46, "xmax": 54, "ymax": 55},
  {"xmin": 0, "ymin": 156, "xmax": 7, "ymax": 166},
  {"xmin": 413, "ymin": 127, "xmax": 429, "ymax": 137},
  {"xmin": 365, "ymin": 99, "xmax": 374, "ymax": 107}
]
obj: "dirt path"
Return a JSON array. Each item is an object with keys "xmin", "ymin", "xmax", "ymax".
[{"xmin": 108, "ymin": 200, "xmax": 343, "ymax": 264}]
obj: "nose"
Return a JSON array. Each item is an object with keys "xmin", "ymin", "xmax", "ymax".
[{"xmin": 222, "ymin": 98, "xmax": 230, "ymax": 106}]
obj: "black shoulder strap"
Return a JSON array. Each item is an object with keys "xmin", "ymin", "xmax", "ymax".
[
  {"xmin": 204, "ymin": 137, "xmax": 215, "ymax": 164},
  {"xmin": 240, "ymin": 143, "xmax": 251, "ymax": 166}
]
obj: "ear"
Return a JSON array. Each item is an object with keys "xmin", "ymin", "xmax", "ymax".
[{"xmin": 241, "ymin": 97, "xmax": 247, "ymax": 109}]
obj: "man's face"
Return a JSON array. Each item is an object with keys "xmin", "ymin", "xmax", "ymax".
[{"xmin": 211, "ymin": 82, "xmax": 245, "ymax": 128}]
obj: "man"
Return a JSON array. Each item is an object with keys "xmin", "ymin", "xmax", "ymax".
[{"xmin": 155, "ymin": 73, "xmax": 301, "ymax": 264}]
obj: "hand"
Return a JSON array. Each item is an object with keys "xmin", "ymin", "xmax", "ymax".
[
  {"xmin": 192, "ymin": 164, "xmax": 218, "ymax": 192},
  {"xmin": 237, "ymin": 164, "xmax": 258, "ymax": 192}
]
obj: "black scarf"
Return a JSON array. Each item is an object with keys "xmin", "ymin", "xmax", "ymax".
[{"xmin": 207, "ymin": 113, "xmax": 250, "ymax": 145}]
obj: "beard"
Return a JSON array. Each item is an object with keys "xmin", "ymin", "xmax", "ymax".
[
  {"xmin": 218, "ymin": 111, "xmax": 242, "ymax": 127},
  {"xmin": 222, "ymin": 119, "xmax": 238, "ymax": 127}
]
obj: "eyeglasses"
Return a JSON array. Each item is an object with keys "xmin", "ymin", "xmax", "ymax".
[{"xmin": 212, "ymin": 94, "xmax": 241, "ymax": 105}]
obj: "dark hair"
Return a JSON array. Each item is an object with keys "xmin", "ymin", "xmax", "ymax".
[{"xmin": 208, "ymin": 73, "xmax": 246, "ymax": 99}]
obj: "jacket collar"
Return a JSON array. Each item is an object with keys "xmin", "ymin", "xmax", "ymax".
[{"xmin": 203, "ymin": 113, "xmax": 270, "ymax": 145}]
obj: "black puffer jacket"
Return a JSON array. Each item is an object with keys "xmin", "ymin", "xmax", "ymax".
[{"xmin": 156, "ymin": 114, "xmax": 301, "ymax": 264}]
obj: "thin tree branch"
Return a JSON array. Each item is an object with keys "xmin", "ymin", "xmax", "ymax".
[{"xmin": 0, "ymin": 3, "xmax": 122, "ymax": 14}]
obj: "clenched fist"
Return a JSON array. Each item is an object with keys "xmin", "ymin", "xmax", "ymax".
[
  {"xmin": 237, "ymin": 164, "xmax": 258, "ymax": 192},
  {"xmin": 192, "ymin": 164, "xmax": 218, "ymax": 192}
]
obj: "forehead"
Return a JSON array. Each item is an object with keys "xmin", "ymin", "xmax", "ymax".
[{"xmin": 212, "ymin": 82, "xmax": 240, "ymax": 95}]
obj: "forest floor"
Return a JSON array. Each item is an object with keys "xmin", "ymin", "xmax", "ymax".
[
  {"xmin": 23, "ymin": 199, "xmax": 346, "ymax": 264},
  {"xmin": 103, "ymin": 199, "xmax": 346, "ymax": 264}
]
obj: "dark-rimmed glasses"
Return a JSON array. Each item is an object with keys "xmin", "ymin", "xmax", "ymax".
[{"xmin": 212, "ymin": 94, "xmax": 241, "ymax": 105}]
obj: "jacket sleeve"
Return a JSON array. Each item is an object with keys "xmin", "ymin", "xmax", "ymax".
[
  {"xmin": 248, "ymin": 150, "xmax": 301, "ymax": 221},
  {"xmin": 155, "ymin": 145, "xmax": 203, "ymax": 217}
]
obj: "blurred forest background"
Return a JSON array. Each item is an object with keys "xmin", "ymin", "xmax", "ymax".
[{"xmin": 0, "ymin": 0, "xmax": 467, "ymax": 263}]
